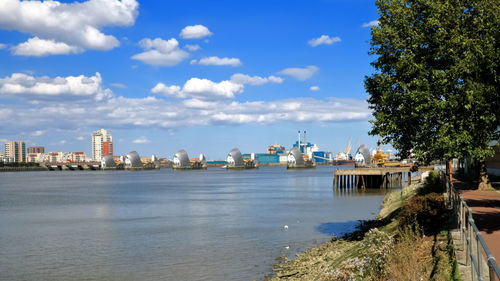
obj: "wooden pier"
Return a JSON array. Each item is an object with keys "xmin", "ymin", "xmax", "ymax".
[{"xmin": 334, "ymin": 166, "xmax": 433, "ymax": 189}]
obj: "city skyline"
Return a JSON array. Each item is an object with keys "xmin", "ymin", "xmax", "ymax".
[
  {"xmin": 2, "ymin": 127, "xmax": 385, "ymax": 161},
  {"xmin": 0, "ymin": 0, "xmax": 382, "ymax": 159}
]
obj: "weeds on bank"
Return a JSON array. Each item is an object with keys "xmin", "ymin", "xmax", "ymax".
[
  {"xmin": 338, "ymin": 170, "xmax": 457, "ymax": 281},
  {"xmin": 322, "ymin": 228, "xmax": 394, "ymax": 281},
  {"xmin": 270, "ymin": 170, "xmax": 461, "ymax": 281}
]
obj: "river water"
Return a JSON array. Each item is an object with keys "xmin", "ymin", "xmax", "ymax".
[{"xmin": 0, "ymin": 166, "xmax": 386, "ymax": 281}]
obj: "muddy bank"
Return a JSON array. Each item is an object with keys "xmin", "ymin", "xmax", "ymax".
[{"xmin": 267, "ymin": 184, "xmax": 421, "ymax": 280}]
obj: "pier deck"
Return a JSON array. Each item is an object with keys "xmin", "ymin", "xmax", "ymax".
[
  {"xmin": 334, "ymin": 166, "xmax": 433, "ymax": 189},
  {"xmin": 335, "ymin": 167, "xmax": 412, "ymax": 175}
]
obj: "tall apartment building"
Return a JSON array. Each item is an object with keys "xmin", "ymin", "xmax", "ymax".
[
  {"xmin": 92, "ymin": 129, "xmax": 113, "ymax": 161},
  {"xmin": 27, "ymin": 146, "xmax": 45, "ymax": 153},
  {"xmin": 4, "ymin": 141, "xmax": 26, "ymax": 162}
]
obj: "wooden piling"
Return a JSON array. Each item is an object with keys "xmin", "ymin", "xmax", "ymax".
[{"xmin": 334, "ymin": 167, "xmax": 433, "ymax": 189}]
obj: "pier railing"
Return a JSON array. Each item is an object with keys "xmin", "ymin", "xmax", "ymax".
[{"xmin": 445, "ymin": 172, "xmax": 500, "ymax": 281}]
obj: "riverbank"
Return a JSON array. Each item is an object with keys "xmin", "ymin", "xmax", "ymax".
[
  {"xmin": 268, "ymin": 171, "xmax": 460, "ymax": 280},
  {"xmin": 0, "ymin": 166, "xmax": 48, "ymax": 172}
]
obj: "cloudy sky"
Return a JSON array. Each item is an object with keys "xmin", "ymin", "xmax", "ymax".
[{"xmin": 0, "ymin": 0, "xmax": 381, "ymax": 159}]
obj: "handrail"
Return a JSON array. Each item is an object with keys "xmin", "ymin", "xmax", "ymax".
[{"xmin": 445, "ymin": 172, "xmax": 500, "ymax": 281}]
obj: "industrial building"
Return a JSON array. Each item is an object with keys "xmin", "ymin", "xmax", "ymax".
[{"xmin": 267, "ymin": 145, "xmax": 286, "ymax": 155}]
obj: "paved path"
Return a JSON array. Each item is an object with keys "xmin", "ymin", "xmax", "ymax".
[{"xmin": 459, "ymin": 188, "xmax": 500, "ymax": 268}]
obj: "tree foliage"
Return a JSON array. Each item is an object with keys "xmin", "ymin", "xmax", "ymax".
[{"xmin": 365, "ymin": 0, "xmax": 500, "ymax": 163}]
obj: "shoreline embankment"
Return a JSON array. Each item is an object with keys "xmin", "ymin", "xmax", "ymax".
[
  {"xmin": 267, "ymin": 185, "xmax": 413, "ymax": 280},
  {"xmin": 268, "ymin": 171, "xmax": 460, "ymax": 281},
  {"xmin": 0, "ymin": 166, "xmax": 48, "ymax": 172}
]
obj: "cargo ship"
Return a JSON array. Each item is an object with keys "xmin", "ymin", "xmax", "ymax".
[{"xmin": 331, "ymin": 159, "xmax": 355, "ymax": 166}]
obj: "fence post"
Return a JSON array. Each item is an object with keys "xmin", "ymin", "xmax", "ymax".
[
  {"xmin": 488, "ymin": 256, "xmax": 495, "ymax": 281},
  {"xmin": 462, "ymin": 201, "xmax": 466, "ymax": 251},
  {"xmin": 465, "ymin": 208, "xmax": 470, "ymax": 266},
  {"xmin": 449, "ymin": 160, "xmax": 453, "ymax": 183},
  {"xmin": 468, "ymin": 210, "xmax": 474, "ymax": 274},
  {"xmin": 476, "ymin": 232, "xmax": 481, "ymax": 280}
]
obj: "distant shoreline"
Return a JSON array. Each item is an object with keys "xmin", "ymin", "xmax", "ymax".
[
  {"xmin": 0, "ymin": 166, "xmax": 49, "ymax": 172},
  {"xmin": 0, "ymin": 161, "xmax": 347, "ymax": 172}
]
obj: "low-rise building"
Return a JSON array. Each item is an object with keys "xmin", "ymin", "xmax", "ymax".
[
  {"xmin": 26, "ymin": 153, "xmax": 45, "ymax": 163},
  {"xmin": 47, "ymin": 152, "xmax": 65, "ymax": 163},
  {"xmin": 68, "ymin": 152, "xmax": 87, "ymax": 162},
  {"xmin": 0, "ymin": 156, "xmax": 16, "ymax": 163}
]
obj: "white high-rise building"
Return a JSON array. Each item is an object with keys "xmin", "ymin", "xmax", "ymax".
[{"xmin": 92, "ymin": 129, "xmax": 113, "ymax": 161}]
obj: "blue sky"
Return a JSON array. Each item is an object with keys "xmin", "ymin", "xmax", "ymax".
[{"xmin": 0, "ymin": 0, "xmax": 383, "ymax": 159}]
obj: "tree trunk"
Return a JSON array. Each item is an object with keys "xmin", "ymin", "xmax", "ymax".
[{"xmin": 477, "ymin": 161, "xmax": 494, "ymax": 190}]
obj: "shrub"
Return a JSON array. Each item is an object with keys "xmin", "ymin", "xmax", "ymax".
[
  {"xmin": 421, "ymin": 170, "xmax": 444, "ymax": 194},
  {"xmin": 399, "ymin": 193, "xmax": 447, "ymax": 235}
]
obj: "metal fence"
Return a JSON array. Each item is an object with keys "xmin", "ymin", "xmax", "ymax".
[{"xmin": 445, "ymin": 172, "xmax": 500, "ymax": 281}]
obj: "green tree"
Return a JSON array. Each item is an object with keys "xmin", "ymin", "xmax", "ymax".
[{"xmin": 365, "ymin": 0, "xmax": 500, "ymax": 189}]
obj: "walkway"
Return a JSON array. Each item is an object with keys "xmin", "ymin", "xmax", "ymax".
[{"xmin": 459, "ymin": 189, "xmax": 500, "ymax": 265}]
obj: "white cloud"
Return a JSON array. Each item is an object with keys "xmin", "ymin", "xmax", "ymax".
[
  {"xmin": 11, "ymin": 37, "xmax": 83, "ymax": 57},
  {"xmin": 182, "ymin": 78, "xmax": 243, "ymax": 99},
  {"xmin": 0, "ymin": 72, "xmax": 111, "ymax": 99},
  {"xmin": 310, "ymin": 86, "xmax": 320, "ymax": 91},
  {"xmin": 0, "ymin": 43, "xmax": 7, "ymax": 49},
  {"xmin": 32, "ymin": 130, "xmax": 45, "ymax": 136},
  {"xmin": 191, "ymin": 56, "xmax": 241, "ymax": 66},
  {"xmin": 308, "ymin": 35, "xmax": 341, "ymax": 47},
  {"xmin": 151, "ymin": 83, "xmax": 184, "ymax": 98},
  {"xmin": 0, "ymin": 0, "xmax": 139, "ymax": 56},
  {"xmin": 180, "ymin": 25, "xmax": 213, "ymax": 39},
  {"xmin": 362, "ymin": 20, "xmax": 380, "ymax": 28},
  {"xmin": 76, "ymin": 136, "xmax": 85, "ymax": 141},
  {"xmin": 182, "ymin": 99, "xmax": 218, "ymax": 109},
  {"xmin": 154, "ymin": 73, "xmax": 283, "ymax": 100},
  {"xmin": 279, "ymin": 66, "xmax": 319, "ymax": 81},
  {"xmin": 110, "ymin": 83, "xmax": 127, "ymax": 89},
  {"xmin": 230, "ymin": 73, "xmax": 284, "ymax": 85},
  {"xmin": 0, "ymin": 72, "xmax": 371, "ymax": 135},
  {"xmin": 185, "ymin": 44, "xmax": 201, "ymax": 51},
  {"xmin": 0, "ymin": 95, "xmax": 371, "ymax": 132},
  {"xmin": 132, "ymin": 38, "xmax": 189, "ymax": 66},
  {"xmin": 133, "ymin": 136, "xmax": 150, "ymax": 144},
  {"xmin": 59, "ymin": 140, "xmax": 67, "ymax": 145}
]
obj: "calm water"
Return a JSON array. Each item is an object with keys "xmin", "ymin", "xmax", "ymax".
[{"xmin": 0, "ymin": 166, "xmax": 386, "ymax": 281}]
